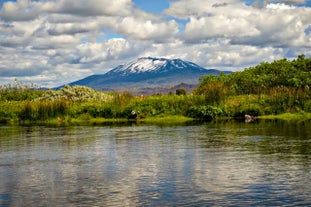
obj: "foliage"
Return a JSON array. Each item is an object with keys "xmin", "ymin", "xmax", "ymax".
[
  {"xmin": 18, "ymin": 100, "xmax": 69, "ymax": 121},
  {"xmin": 0, "ymin": 79, "xmax": 44, "ymax": 101},
  {"xmin": 126, "ymin": 94, "xmax": 205, "ymax": 118},
  {"xmin": 196, "ymin": 55, "xmax": 311, "ymax": 115},
  {"xmin": 187, "ymin": 105, "xmax": 223, "ymax": 120},
  {"xmin": 0, "ymin": 102, "xmax": 20, "ymax": 123},
  {"xmin": 40, "ymin": 85, "xmax": 113, "ymax": 102},
  {"xmin": 195, "ymin": 74, "xmax": 229, "ymax": 105},
  {"xmin": 222, "ymin": 95, "xmax": 265, "ymax": 117},
  {"xmin": 69, "ymin": 102, "xmax": 124, "ymax": 119},
  {"xmin": 10, "ymin": 91, "xmax": 205, "ymax": 122},
  {"xmin": 226, "ymin": 55, "xmax": 311, "ymax": 94}
]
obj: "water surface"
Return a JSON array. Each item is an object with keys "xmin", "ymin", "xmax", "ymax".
[{"xmin": 0, "ymin": 120, "xmax": 311, "ymax": 206}]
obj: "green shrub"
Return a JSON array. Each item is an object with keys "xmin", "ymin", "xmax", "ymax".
[
  {"xmin": 187, "ymin": 105, "xmax": 223, "ymax": 120},
  {"xmin": 40, "ymin": 85, "xmax": 113, "ymax": 102},
  {"xmin": 232, "ymin": 104, "xmax": 262, "ymax": 117},
  {"xmin": 96, "ymin": 104, "xmax": 123, "ymax": 118},
  {"xmin": 36, "ymin": 100, "xmax": 69, "ymax": 120},
  {"xmin": 19, "ymin": 102, "xmax": 35, "ymax": 121},
  {"xmin": 0, "ymin": 110, "xmax": 15, "ymax": 123},
  {"xmin": 303, "ymin": 99, "xmax": 311, "ymax": 112}
]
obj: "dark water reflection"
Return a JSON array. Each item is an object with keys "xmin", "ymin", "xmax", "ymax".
[{"xmin": 0, "ymin": 120, "xmax": 311, "ymax": 206}]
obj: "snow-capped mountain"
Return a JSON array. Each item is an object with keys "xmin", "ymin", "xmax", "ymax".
[
  {"xmin": 64, "ymin": 57, "xmax": 230, "ymax": 93},
  {"xmin": 109, "ymin": 57, "xmax": 206, "ymax": 75},
  {"xmin": 112, "ymin": 57, "xmax": 170, "ymax": 74}
]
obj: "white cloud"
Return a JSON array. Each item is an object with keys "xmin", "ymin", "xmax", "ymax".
[
  {"xmin": 143, "ymin": 39, "xmax": 282, "ymax": 71},
  {"xmin": 230, "ymin": 4, "xmax": 311, "ymax": 47},
  {"xmin": 281, "ymin": 0, "xmax": 306, "ymax": 4},
  {"xmin": 115, "ymin": 17, "xmax": 179, "ymax": 41},
  {"xmin": 165, "ymin": 0, "xmax": 242, "ymax": 18},
  {"xmin": 183, "ymin": 15, "xmax": 259, "ymax": 42},
  {"xmin": 47, "ymin": 21, "xmax": 100, "ymax": 36},
  {"xmin": 0, "ymin": 0, "xmax": 311, "ymax": 87},
  {"xmin": 47, "ymin": 0, "xmax": 132, "ymax": 17},
  {"xmin": 0, "ymin": 0, "xmax": 39, "ymax": 21},
  {"xmin": 168, "ymin": 0, "xmax": 311, "ymax": 48}
]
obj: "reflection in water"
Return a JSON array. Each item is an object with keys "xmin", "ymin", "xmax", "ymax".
[{"xmin": 0, "ymin": 121, "xmax": 311, "ymax": 206}]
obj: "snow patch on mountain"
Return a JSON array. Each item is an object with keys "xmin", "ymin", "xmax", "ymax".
[
  {"xmin": 113, "ymin": 57, "xmax": 168, "ymax": 74},
  {"xmin": 109, "ymin": 57, "xmax": 207, "ymax": 76}
]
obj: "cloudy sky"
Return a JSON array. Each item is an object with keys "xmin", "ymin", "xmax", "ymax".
[{"xmin": 1, "ymin": 0, "xmax": 311, "ymax": 87}]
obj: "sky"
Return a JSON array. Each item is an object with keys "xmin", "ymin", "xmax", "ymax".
[{"xmin": 0, "ymin": 0, "xmax": 311, "ymax": 87}]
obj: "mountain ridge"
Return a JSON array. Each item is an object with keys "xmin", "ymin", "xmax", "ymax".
[{"xmin": 62, "ymin": 57, "xmax": 231, "ymax": 94}]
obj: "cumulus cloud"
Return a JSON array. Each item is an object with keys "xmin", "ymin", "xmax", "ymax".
[
  {"xmin": 167, "ymin": 0, "xmax": 311, "ymax": 48},
  {"xmin": 0, "ymin": 0, "xmax": 311, "ymax": 87},
  {"xmin": 183, "ymin": 15, "xmax": 259, "ymax": 42},
  {"xmin": 0, "ymin": 0, "xmax": 39, "ymax": 21},
  {"xmin": 115, "ymin": 17, "xmax": 179, "ymax": 41},
  {"xmin": 47, "ymin": 0, "xmax": 132, "ymax": 17},
  {"xmin": 0, "ymin": 0, "xmax": 133, "ymax": 22},
  {"xmin": 230, "ymin": 5, "xmax": 311, "ymax": 47},
  {"xmin": 165, "ymin": 0, "xmax": 241, "ymax": 18},
  {"xmin": 281, "ymin": 0, "xmax": 306, "ymax": 4},
  {"xmin": 47, "ymin": 21, "xmax": 100, "ymax": 36}
]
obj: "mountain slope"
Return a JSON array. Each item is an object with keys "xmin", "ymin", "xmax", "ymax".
[{"xmin": 66, "ymin": 57, "xmax": 230, "ymax": 92}]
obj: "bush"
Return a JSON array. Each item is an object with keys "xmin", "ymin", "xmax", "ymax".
[
  {"xmin": 187, "ymin": 105, "xmax": 223, "ymax": 120},
  {"xmin": 232, "ymin": 104, "xmax": 262, "ymax": 118},
  {"xmin": 303, "ymin": 99, "xmax": 311, "ymax": 112},
  {"xmin": 19, "ymin": 102, "xmax": 34, "ymax": 121},
  {"xmin": 40, "ymin": 85, "xmax": 113, "ymax": 102},
  {"xmin": 96, "ymin": 104, "xmax": 123, "ymax": 118}
]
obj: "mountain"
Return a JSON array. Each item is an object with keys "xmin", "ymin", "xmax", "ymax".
[{"xmin": 64, "ymin": 57, "xmax": 230, "ymax": 93}]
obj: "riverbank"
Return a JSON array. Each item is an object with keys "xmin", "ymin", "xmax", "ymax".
[
  {"xmin": 258, "ymin": 112, "xmax": 311, "ymax": 121},
  {"xmin": 3, "ymin": 113, "xmax": 311, "ymax": 126},
  {"xmin": 1, "ymin": 115, "xmax": 196, "ymax": 126}
]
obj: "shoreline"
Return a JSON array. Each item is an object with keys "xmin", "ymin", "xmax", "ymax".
[
  {"xmin": 258, "ymin": 112, "xmax": 311, "ymax": 121},
  {"xmin": 2, "ymin": 113, "xmax": 311, "ymax": 126}
]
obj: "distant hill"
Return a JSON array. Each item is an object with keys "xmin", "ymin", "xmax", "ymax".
[{"xmin": 62, "ymin": 57, "xmax": 231, "ymax": 94}]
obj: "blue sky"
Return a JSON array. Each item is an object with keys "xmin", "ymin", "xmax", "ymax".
[
  {"xmin": 0, "ymin": 0, "xmax": 311, "ymax": 87},
  {"xmin": 133, "ymin": 0, "xmax": 170, "ymax": 13}
]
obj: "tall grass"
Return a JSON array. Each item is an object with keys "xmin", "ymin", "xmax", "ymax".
[
  {"xmin": 0, "ymin": 79, "xmax": 44, "ymax": 101},
  {"xmin": 18, "ymin": 99, "xmax": 69, "ymax": 121},
  {"xmin": 8, "ymin": 92, "xmax": 206, "ymax": 122}
]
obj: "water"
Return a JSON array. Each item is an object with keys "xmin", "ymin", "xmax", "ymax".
[{"xmin": 0, "ymin": 120, "xmax": 311, "ymax": 206}]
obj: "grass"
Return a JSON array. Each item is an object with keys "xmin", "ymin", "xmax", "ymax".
[
  {"xmin": 1, "ymin": 84, "xmax": 311, "ymax": 125},
  {"xmin": 12, "ymin": 115, "xmax": 195, "ymax": 126},
  {"xmin": 64, "ymin": 115, "xmax": 195, "ymax": 125},
  {"xmin": 259, "ymin": 112, "xmax": 311, "ymax": 121},
  {"xmin": 142, "ymin": 115, "xmax": 194, "ymax": 124}
]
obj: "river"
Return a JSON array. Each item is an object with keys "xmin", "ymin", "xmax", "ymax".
[{"xmin": 0, "ymin": 120, "xmax": 311, "ymax": 206}]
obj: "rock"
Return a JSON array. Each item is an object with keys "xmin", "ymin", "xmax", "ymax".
[
  {"xmin": 129, "ymin": 110, "xmax": 137, "ymax": 119},
  {"xmin": 245, "ymin": 114, "xmax": 255, "ymax": 123}
]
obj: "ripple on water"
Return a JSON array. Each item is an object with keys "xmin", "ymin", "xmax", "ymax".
[{"xmin": 0, "ymin": 122, "xmax": 311, "ymax": 206}]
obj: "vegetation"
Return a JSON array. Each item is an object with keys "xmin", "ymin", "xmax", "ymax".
[
  {"xmin": 195, "ymin": 54, "xmax": 311, "ymax": 117},
  {"xmin": 0, "ymin": 79, "xmax": 44, "ymax": 101},
  {"xmin": 1, "ymin": 55, "xmax": 311, "ymax": 124}
]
